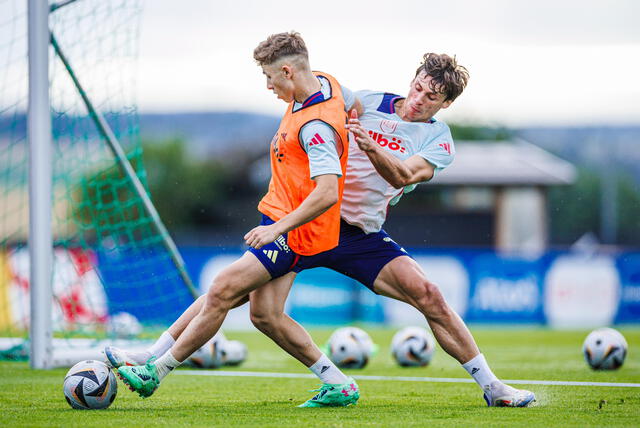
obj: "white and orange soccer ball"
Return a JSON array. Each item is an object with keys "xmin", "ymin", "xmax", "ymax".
[
  {"xmin": 327, "ymin": 327, "xmax": 374, "ymax": 369},
  {"xmin": 583, "ymin": 327, "xmax": 628, "ymax": 370},
  {"xmin": 63, "ymin": 360, "xmax": 117, "ymax": 409},
  {"xmin": 391, "ymin": 326, "xmax": 436, "ymax": 367}
]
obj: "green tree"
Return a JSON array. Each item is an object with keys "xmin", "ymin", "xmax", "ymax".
[
  {"xmin": 141, "ymin": 138, "xmax": 230, "ymax": 230},
  {"xmin": 547, "ymin": 169, "xmax": 640, "ymax": 247},
  {"xmin": 617, "ymin": 173, "xmax": 640, "ymax": 246},
  {"xmin": 547, "ymin": 168, "xmax": 601, "ymax": 245},
  {"xmin": 449, "ymin": 124, "xmax": 512, "ymax": 141}
]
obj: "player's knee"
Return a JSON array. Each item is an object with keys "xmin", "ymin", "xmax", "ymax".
[
  {"xmin": 204, "ymin": 275, "xmax": 236, "ymax": 311},
  {"xmin": 203, "ymin": 289, "xmax": 227, "ymax": 312},
  {"xmin": 416, "ymin": 280, "xmax": 449, "ymax": 319},
  {"xmin": 249, "ymin": 308, "xmax": 281, "ymax": 335}
]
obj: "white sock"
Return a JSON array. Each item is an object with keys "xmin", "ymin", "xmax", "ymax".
[
  {"xmin": 147, "ymin": 331, "xmax": 176, "ymax": 359},
  {"xmin": 309, "ymin": 354, "xmax": 348, "ymax": 384},
  {"xmin": 129, "ymin": 350, "xmax": 151, "ymax": 365},
  {"xmin": 154, "ymin": 350, "xmax": 181, "ymax": 381},
  {"xmin": 462, "ymin": 353, "xmax": 499, "ymax": 390}
]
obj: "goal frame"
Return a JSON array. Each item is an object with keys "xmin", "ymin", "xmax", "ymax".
[{"xmin": 27, "ymin": 0, "xmax": 197, "ymax": 369}]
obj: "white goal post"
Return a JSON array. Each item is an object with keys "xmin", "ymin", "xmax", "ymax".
[{"xmin": 28, "ymin": 0, "xmax": 53, "ymax": 370}]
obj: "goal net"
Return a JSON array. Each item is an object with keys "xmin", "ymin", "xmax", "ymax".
[{"xmin": 0, "ymin": 0, "xmax": 196, "ymax": 366}]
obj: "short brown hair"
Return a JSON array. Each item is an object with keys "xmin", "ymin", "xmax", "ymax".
[
  {"xmin": 415, "ymin": 53, "xmax": 469, "ymax": 102},
  {"xmin": 253, "ymin": 31, "xmax": 309, "ymax": 66}
]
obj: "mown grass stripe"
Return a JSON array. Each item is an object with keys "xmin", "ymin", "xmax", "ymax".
[{"xmin": 175, "ymin": 370, "xmax": 640, "ymax": 388}]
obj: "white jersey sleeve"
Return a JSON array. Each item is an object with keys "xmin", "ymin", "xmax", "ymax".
[
  {"xmin": 341, "ymin": 85, "xmax": 355, "ymax": 111},
  {"xmin": 300, "ymin": 120, "xmax": 343, "ymax": 179},
  {"xmin": 415, "ymin": 121, "xmax": 455, "ymax": 174},
  {"xmin": 341, "ymin": 90, "xmax": 456, "ymax": 231}
]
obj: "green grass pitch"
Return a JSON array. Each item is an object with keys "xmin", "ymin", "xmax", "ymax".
[{"xmin": 1, "ymin": 328, "xmax": 638, "ymax": 427}]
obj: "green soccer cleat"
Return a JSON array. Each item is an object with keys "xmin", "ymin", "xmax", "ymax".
[
  {"xmin": 298, "ymin": 377, "xmax": 360, "ymax": 408},
  {"xmin": 117, "ymin": 359, "xmax": 160, "ymax": 398}
]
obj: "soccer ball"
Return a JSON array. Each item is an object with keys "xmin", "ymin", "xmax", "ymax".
[
  {"xmin": 185, "ymin": 332, "xmax": 227, "ymax": 368},
  {"xmin": 391, "ymin": 326, "xmax": 436, "ymax": 367},
  {"xmin": 220, "ymin": 340, "xmax": 248, "ymax": 366},
  {"xmin": 327, "ymin": 327, "xmax": 373, "ymax": 369},
  {"xmin": 185, "ymin": 333, "xmax": 248, "ymax": 368},
  {"xmin": 107, "ymin": 312, "xmax": 142, "ymax": 339},
  {"xmin": 583, "ymin": 328, "xmax": 628, "ymax": 370},
  {"xmin": 63, "ymin": 360, "xmax": 117, "ymax": 410},
  {"xmin": 339, "ymin": 327, "xmax": 376, "ymax": 356}
]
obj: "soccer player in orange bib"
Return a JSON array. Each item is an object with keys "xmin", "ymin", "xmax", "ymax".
[
  {"xmin": 248, "ymin": 53, "xmax": 535, "ymax": 408},
  {"xmin": 112, "ymin": 32, "xmax": 360, "ymax": 406}
]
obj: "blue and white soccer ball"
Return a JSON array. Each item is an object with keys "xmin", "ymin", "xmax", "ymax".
[
  {"xmin": 391, "ymin": 326, "xmax": 436, "ymax": 367},
  {"xmin": 63, "ymin": 360, "xmax": 117, "ymax": 409},
  {"xmin": 328, "ymin": 327, "xmax": 374, "ymax": 369},
  {"xmin": 583, "ymin": 328, "xmax": 628, "ymax": 370}
]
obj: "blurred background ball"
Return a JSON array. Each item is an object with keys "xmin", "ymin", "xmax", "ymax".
[
  {"xmin": 391, "ymin": 326, "xmax": 436, "ymax": 367},
  {"xmin": 220, "ymin": 339, "xmax": 248, "ymax": 366},
  {"xmin": 339, "ymin": 327, "xmax": 376, "ymax": 356},
  {"xmin": 583, "ymin": 327, "xmax": 627, "ymax": 370},
  {"xmin": 185, "ymin": 331, "xmax": 227, "ymax": 369},
  {"xmin": 63, "ymin": 360, "xmax": 117, "ymax": 410},
  {"xmin": 327, "ymin": 327, "xmax": 372, "ymax": 369},
  {"xmin": 107, "ymin": 312, "xmax": 142, "ymax": 339}
]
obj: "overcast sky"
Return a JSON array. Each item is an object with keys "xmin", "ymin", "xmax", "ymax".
[{"xmin": 137, "ymin": 0, "xmax": 639, "ymax": 126}]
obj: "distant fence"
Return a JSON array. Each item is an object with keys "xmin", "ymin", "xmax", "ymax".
[{"xmin": 1, "ymin": 247, "xmax": 638, "ymax": 330}]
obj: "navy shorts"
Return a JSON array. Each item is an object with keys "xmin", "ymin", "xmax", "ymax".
[
  {"xmin": 247, "ymin": 214, "xmax": 300, "ymax": 279},
  {"xmin": 293, "ymin": 220, "xmax": 410, "ymax": 291}
]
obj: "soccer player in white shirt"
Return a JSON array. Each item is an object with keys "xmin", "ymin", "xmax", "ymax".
[{"xmin": 249, "ymin": 53, "xmax": 535, "ymax": 408}]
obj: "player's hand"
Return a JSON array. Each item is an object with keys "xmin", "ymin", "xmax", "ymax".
[
  {"xmin": 346, "ymin": 110, "xmax": 376, "ymax": 152},
  {"xmin": 244, "ymin": 224, "xmax": 280, "ymax": 249}
]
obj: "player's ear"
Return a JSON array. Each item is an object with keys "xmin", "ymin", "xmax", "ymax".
[
  {"xmin": 441, "ymin": 99, "xmax": 453, "ymax": 109},
  {"xmin": 281, "ymin": 64, "xmax": 293, "ymax": 79}
]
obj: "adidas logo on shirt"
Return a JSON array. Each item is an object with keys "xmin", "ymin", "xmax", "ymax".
[{"xmin": 438, "ymin": 142, "xmax": 452, "ymax": 155}]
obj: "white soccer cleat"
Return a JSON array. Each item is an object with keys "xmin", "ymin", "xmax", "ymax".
[
  {"xmin": 104, "ymin": 346, "xmax": 149, "ymax": 368},
  {"xmin": 483, "ymin": 381, "xmax": 536, "ymax": 407}
]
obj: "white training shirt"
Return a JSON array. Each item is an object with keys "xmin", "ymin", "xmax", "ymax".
[
  {"xmin": 341, "ymin": 90, "xmax": 455, "ymax": 233},
  {"xmin": 294, "ymin": 76, "xmax": 355, "ymax": 179}
]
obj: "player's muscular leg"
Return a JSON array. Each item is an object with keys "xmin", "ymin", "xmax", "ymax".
[
  {"xmin": 167, "ymin": 294, "xmax": 250, "ymax": 340},
  {"xmin": 170, "ymin": 252, "xmax": 271, "ymax": 361},
  {"xmin": 249, "ymin": 273, "xmax": 322, "ymax": 367},
  {"xmin": 374, "ymin": 256, "xmax": 479, "ymax": 364},
  {"xmin": 167, "ymin": 295, "xmax": 205, "ymax": 340}
]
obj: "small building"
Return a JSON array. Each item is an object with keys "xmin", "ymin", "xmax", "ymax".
[{"xmin": 420, "ymin": 139, "xmax": 577, "ymax": 252}]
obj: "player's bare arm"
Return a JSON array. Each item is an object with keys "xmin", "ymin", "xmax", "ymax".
[
  {"xmin": 346, "ymin": 114, "xmax": 435, "ymax": 188},
  {"xmin": 244, "ymin": 173, "xmax": 339, "ymax": 249}
]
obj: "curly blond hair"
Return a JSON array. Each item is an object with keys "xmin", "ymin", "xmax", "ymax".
[{"xmin": 253, "ymin": 31, "xmax": 308, "ymax": 66}]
